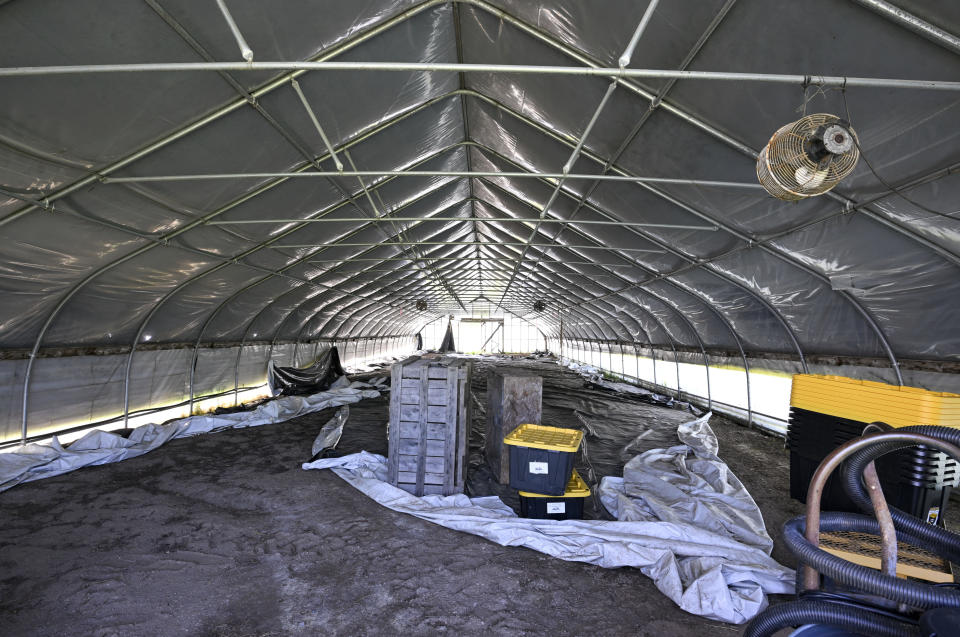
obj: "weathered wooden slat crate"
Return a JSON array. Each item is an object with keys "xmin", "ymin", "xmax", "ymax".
[
  {"xmin": 485, "ymin": 368, "xmax": 543, "ymax": 484},
  {"xmin": 388, "ymin": 356, "xmax": 472, "ymax": 496}
]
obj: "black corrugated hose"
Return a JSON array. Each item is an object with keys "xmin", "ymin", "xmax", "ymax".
[
  {"xmin": 745, "ymin": 425, "xmax": 960, "ymax": 636},
  {"xmin": 782, "ymin": 513, "xmax": 960, "ymax": 608},
  {"xmin": 742, "ymin": 599, "xmax": 920, "ymax": 637}
]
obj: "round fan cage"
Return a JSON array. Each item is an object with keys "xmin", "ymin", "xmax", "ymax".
[
  {"xmin": 533, "ymin": 300, "xmax": 546, "ymax": 313},
  {"xmin": 757, "ymin": 113, "xmax": 859, "ymax": 201},
  {"xmin": 415, "ymin": 299, "xmax": 427, "ymax": 312}
]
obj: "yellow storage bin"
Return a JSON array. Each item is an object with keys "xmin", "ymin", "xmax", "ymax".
[
  {"xmin": 790, "ymin": 375, "xmax": 960, "ymax": 428},
  {"xmin": 504, "ymin": 424, "xmax": 583, "ymax": 496}
]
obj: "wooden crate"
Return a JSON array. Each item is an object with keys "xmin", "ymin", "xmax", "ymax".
[
  {"xmin": 485, "ymin": 368, "xmax": 543, "ymax": 484},
  {"xmin": 388, "ymin": 356, "xmax": 472, "ymax": 496}
]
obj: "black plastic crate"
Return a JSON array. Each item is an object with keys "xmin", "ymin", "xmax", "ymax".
[
  {"xmin": 790, "ymin": 451, "xmax": 860, "ymax": 513},
  {"xmin": 504, "ymin": 424, "xmax": 582, "ymax": 496},
  {"xmin": 518, "ymin": 470, "xmax": 590, "ymax": 520},
  {"xmin": 788, "ymin": 409, "xmax": 955, "ymax": 525}
]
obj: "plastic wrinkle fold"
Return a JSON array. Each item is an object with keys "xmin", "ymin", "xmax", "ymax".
[
  {"xmin": 302, "ymin": 413, "xmax": 794, "ymax": 624},
  {"xmin": 0, "ymin": 382, "xmax": 380, "ymax": 492}
]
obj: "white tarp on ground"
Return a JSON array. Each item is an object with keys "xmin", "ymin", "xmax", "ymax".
[
  {"xmin": 0, "ymin": 382, "xmax": 379, "ymax": 492},
  {"xmin": 302, "ymin": 413, "xmax": 794, "ymax": 624}
]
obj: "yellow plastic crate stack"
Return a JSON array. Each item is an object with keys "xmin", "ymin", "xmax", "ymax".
[{"xmin": 790, "ymin": 375, "xmax": 960, "ymax": 429}]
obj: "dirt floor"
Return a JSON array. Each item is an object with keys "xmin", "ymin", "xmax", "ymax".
[{"xmin": 0, "ymin": 356, "xmax": 945, "ymax": 636}]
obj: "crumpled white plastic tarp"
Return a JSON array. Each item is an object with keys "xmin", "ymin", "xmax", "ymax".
[
  {"xmin": 302, "ymin": 413, "xmax": 794, "ymax": 624},
  {"xmin": 0, "ymin": 382, "xmax": 379, "ymax": 492}
]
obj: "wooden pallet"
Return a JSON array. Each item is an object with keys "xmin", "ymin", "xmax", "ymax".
[
  {"xmin": 820, "ymin": 530, "xmax": 954, "ymax": 583},
  {"xmin": 388, "ymin": 356, "xmax": 471, "ymax": 496}
]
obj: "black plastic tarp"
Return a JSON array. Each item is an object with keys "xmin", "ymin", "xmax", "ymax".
[
  {"xmin": 439, "ymin": 320, "xmax": 455, "ymax": 353},
  {"xmin": 267, "ymin": 347, "xmax": 346, "ymax": 396}
]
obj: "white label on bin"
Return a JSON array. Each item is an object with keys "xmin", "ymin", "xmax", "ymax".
[
  {"xmin": 546, "ymin": 502, "xmax": 566, "ymax": 514},
  {"xmin": 529, "ymin": 461, "xmax": 549, "ymax": 474}
]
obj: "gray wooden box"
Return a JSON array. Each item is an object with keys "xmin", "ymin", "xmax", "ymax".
[
  {"xmin": 485, "ymin": 368, "xmax": 543, "ymax": 484},
  {"xmin": 388, "ymin": 356, "xmax": 472, "ymax": 496}
]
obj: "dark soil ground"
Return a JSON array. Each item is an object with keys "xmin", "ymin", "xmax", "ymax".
[{"xmin": 1, "ymin": 356, "xmax": 950, "ymax": 636}]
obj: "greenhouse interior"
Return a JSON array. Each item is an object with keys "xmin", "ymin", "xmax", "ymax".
[{"xmin": 1, "ymin": 1, "xmax": 959, "ymax": 636}]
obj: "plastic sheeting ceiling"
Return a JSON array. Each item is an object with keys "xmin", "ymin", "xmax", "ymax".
[{"xmin": 1, "ymin": 0, "xmax": 960, "ymax": 439}]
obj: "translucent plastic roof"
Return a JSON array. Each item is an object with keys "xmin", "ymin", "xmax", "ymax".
[{"xmin": 1, "ymin": 0, "xmax": 959, "ymax": 376}]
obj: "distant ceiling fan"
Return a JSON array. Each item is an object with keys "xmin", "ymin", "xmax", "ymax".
[{"xmin": 757, "ymin": 113, "xmax": 860, "ymax": 201}]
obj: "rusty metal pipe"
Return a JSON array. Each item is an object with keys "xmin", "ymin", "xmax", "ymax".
[
  {"xmin": 861, "ymin": 461, "xmax": 897, "ymax": 578},
  {"xmin": 858, "ymin": 421, "xmax": 898, "ymax": 597}
]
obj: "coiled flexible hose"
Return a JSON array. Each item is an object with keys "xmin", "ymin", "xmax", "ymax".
[
  {"xmin": 842, "ymin": 425, "xmax": 960, "ymax": 564},
  {"xmin": 743, "ymin": 600, "xmax": 919, "ymax": 637},
  {"xmin": 783, "ymin": 513, "xmax": 960, "ymax": 608},
  {"xmin": 746, "ymin": 426, "xmax": 960, "ymax": 636}
]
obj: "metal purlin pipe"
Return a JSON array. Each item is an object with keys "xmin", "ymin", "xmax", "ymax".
[
  {"xmin": 477, "ymin": 184, "xmax": 733, "ymax": 352},
  {"xmin": 54, "ymin": 116, "xmax": 467, "ymax": 420},
  {"xmin": 286, "ymin": 78, "xmax": 466, "ymax": 312},
  {"xmin": 475, "ymin": 164, "xmax": 805, "ymax": 378},
  {"xmin": 338, "ymin": 145, "xmax": 467, "ymax": 311},
  {"xmin": 377, "ymin": 249, "xmax": 598, "ymax": 311},
  {"xmin": 198, "ymin": 168, "xmax": 470, "ymax": 332},
  {"xmin": 476, "ymin": 107, "xmax": 904, "ymax": 381},
  {"xmin": 468, "ymin": 115, "xmax": 953, "ymax": 368},
  {"xmin": 452, "ymin": 2, "xmax": 485, "ymax": 292},
  {"xmin": 466, "ymin": 243, "xmax": 654, "ymax": 328},
  {"xmin": 3, "ymin": 61, "xmax": 960, "ymax": 91},
  {"xmin": 106, "ymin": 170, "xmax": 759, "ymax": 189},
  {"xmin": 468, "ymin": 198, "xmax": 687, "ymax": 318},
  {"xmin": 11, "ymin": 186, "xmax": 416, "ymax": 437},
  {"xmin": 211, "ymin": 215, "xmax": 716, "ymax": 229}
]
